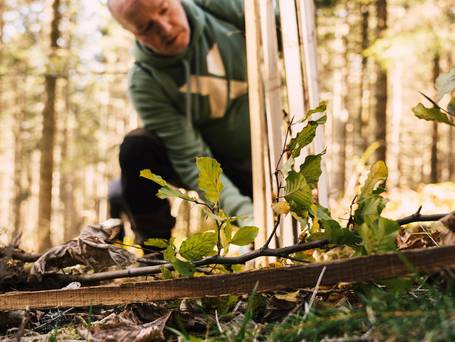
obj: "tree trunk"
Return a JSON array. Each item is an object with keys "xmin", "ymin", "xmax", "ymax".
[
  {"xmin": 373, "ymin": 0, "xmax": 387, "ymax": 163},
  {"xmin": 356, "ymin": 2, "xmax": 370, "ymax": 155},
  {"xmin": 37, "ymin": 0, "xmax": 61, "ymax": 252},
  {"xmin": 388, "ymin": 64, "xmax": 403, "ymax": 188},
  {"xmin": 430, "ymin": 54, "xmax": 440, "ymax": 183},
  {"xmin": 331, "ymin": 17, "xmax": 347, "ymax": 197},
  {"xmin": 12, "ymin": 77, "xmax": 29, "ymax": 236},
  {"xmin": 449, "ymin": 125, "xmax": 454, "ymax": 181}
]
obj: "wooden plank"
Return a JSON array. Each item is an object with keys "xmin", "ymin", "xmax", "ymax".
[
  {"xmin": 296, "ymin": 0, "xmax": 329, "ymax": 206},
  {"xmin": 244, "ymin": 0, "xmax": 274, "ymax": 260},
  {"xmin": 1, "ymin": 246, "xmax": 455, "ymax": 311}
]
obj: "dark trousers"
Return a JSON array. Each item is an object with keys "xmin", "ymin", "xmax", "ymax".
[{"xmin": 119, "ymin": 128, "xmax": 252, "ymax": 244}]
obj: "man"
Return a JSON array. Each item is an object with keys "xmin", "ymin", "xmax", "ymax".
[{"xmin": 108, "ymin": 0, "xmax": 253, "ymax": 244}]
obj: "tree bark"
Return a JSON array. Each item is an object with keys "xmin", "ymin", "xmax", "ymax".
[
  {"xmin": 430, "ymin": 54, "xmax": 440, "ymax": 183},
  {"xmin": 373, "ymin": 0, "xmax": 387, "ymax": 163},
  {"xmin": 37, "ymin": 0, "xmax": 61, "ymax": 252},
  {"xmin": 331, "ymin": 16, "xmax": 347, "ymax": 196},
  {"xmin": 11, "ymin": 77, "xmax": 30, "ymax": 236},
  {"xmin": 449, "ymin": 125, "xmax": 454, "ymax": 181},
  {"xmin": 388, "ymin": 64, "xmax": 403, "ymax": 188},
  {"xmin": 356, "ymin": 2, "xmax": 370, "ymax": 155}
]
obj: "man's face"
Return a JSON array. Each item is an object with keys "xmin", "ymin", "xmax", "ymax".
[{"xmin": 112, "ymin": 0, "xmax": 191, "ymax": 56}]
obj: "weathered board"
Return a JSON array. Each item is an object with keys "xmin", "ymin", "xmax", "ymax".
[{"xmin": 1, "ymin": 245, "xmax": 454, "ymax": 311}]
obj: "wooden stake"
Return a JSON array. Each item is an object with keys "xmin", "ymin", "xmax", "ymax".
[
  {"xmin": 297, "ymin": 0, "xmax": 329, "ymax": 206},
  {"xmin": 258, "ymin": 0, "xmax": 286, "ymax": 249},
  {"xmin": 245, "ymin": 0, "xmax": 274, "ymax": 261},
  {"xmin": 278, "ymin": 0, "xmax": 306, "ymax": 246}
]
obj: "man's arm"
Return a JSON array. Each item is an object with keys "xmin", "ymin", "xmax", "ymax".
[
  {"xmin": 129, "ymin": 67, "xmax": 253, "ymax": 221},
  {"xmin": 192, "ymin": 0, "xmax": 245, "ymax": 30}
]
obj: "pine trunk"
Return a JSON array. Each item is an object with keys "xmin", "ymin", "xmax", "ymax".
[
  {"xmin": 12, "ymin": 77, "xmax": 28, "ymax": 237},
  {"xmin": 331, "ymin": 18, "xmax": 347, "ymax": 196},
  {"xmin": 373, "ymin": 0, "xmax": 388, "ymax": 163},
  {"xmin": 430, "ymin": 54, "xmax": 440, "ymax": 183},
  {"xmin": 449, "ymin": 125, "xmax": 454, "ymax": 181},
  {"xmin": 37, "ymin": 0, "xmax": 61, "ymax": 252},
  {"xmin": 357, "ymin": 2, "xmax": 370, "ymax": 155}
]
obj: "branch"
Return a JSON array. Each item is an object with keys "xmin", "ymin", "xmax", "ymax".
[
  {"xmin": 396, "ymin": 210, "xmax": 454, "ymax": 226},
  {"xmin": 52, "ymin": 240, "xmax": 329, "ymax": 284},
  {"xmin": 0, "ymin": 248, "xmax": 40, "ymax": 263}
]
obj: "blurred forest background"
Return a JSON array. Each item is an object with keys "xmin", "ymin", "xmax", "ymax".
[{"xmin": 0, "ymin": 0, "xmax": 454, "ymax": 252}]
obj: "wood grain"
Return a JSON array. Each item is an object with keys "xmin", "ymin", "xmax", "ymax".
[{"xmin": 1, "ymin": 246, "xmax": 454, "ymax": 311}]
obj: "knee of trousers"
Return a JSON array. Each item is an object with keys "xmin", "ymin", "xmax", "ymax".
[{"xmin": 119, "ymin": 128, "xmax": 164, "ymax": 171}]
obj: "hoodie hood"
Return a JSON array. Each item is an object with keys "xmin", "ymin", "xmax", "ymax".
[{"xmin": 133, "ymin": 0, "xmax": 206, "ymax": 69}]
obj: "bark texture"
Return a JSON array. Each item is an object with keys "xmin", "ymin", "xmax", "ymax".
[{"xmin": 37, "ymin": 0, "xmax": 61, "ymax": 251}]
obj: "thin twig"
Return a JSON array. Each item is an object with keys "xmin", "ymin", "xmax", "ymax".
[{"xmin": 264, "ymin": 214, "xmax": 282, "ymax": 248}]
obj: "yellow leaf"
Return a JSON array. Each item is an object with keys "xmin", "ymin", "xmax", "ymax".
[
  {"xmin": 275, "ymin": 290, "xmax": 300, "ymax": 302},
  {"xmin": 272, "ymin": 202, "xmax": 291, "ymax": 215}
]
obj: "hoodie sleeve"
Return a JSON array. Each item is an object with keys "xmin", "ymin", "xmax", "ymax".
[
  {"xmin": 193, "ymin": 0, "xmax": 245, "ymax": 31},
  {"xmin": 128, "ymin": 66, "xmax": 253, "ymax": 223}
]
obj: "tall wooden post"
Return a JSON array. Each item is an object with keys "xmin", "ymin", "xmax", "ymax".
[
  {"xmin": 245, "ymin": 0, "xmax": 274, "ymax": 260},
  {"xmin": 245, "ymin": 0, "xmax": 328, "ymax": 256},
  {"xmin": 297, "ymin": 0, "xmax": 329, "ymax": 206}
]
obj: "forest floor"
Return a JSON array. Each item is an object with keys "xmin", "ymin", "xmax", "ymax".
[
  {"xmin": 0, "ymin": 273, "xmax": 453, "ymax": 341},
  {"xmin": 0, "ymin": 183, "xmax": 454, "ymax": 341}
]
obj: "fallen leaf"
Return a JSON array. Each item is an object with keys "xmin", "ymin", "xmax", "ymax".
[
  {"xmin": 30, "ymin": 219, "xmax": 135, "ymax": 279},
  {"xmin": 79, "ymin": 310, "xmax": 171, "ymax": 342}
]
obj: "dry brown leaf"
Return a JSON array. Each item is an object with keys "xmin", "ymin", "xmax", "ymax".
[
  {"xmin": 79, "ymin": 310, "xmax": 171, "ymax": 342},
  {"xmin": 441, "ymin": 212, "xmax": 455, "ymax": 232},
  {"xmin": 30, "ymin": 219, "xmax": 135, "ymax": 279},
  {"xmin": 396, "ymin": 227, "xmax": 441, "ymax": 250}
]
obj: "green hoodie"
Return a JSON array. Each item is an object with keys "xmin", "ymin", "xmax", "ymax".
[{"xmin": 128, "ymin": 0, "xmax": 253, "ymax": 221}]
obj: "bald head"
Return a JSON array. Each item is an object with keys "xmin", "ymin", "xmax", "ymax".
[
  {"xmin": 107, "ymin": 0, "xmax": 191, "ymax": 56},
  {"xmin": 107, "ymin": 0, "xmax": 136, "ymax": 29}
]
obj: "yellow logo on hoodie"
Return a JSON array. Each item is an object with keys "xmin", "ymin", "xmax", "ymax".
[{"xmin": 179, "ymin": 44, "xmax": 247, "ymax": 119}]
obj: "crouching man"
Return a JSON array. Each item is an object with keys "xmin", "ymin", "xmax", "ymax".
[{"xmin": 107, "ymin": 0, "xmax": 253, "ymax": 244}]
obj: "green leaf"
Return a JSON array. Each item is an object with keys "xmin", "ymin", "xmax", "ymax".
[
  {"xmin": 306, "ymin": 101, "xmax": 327, "ymax": 119},
  {"xmin": 160, "ymin": 266, "xmax": 173, "ymax": 279},
  {"xmin": 230, "ymin": 226, "xmax": 259, "ymax": 246},
  {"xmin": 448, "ymin": 97, "xmax": 455, "ymax": 117},
  {"xmin": 284, "ymin": 171, "xmax": 312, "ymax": 211},
  {"xmin": 412, "ymin": 103, "xmax": 454, "ymax": 126},
  {"xmin": 143, "ymin": 238, "xmax": 168, "ymax": 249},
  {"xmin": 299, "ymin": 152, "xmax": 324, "ymax": 188},
  {"xmin": 436, "ymin": 67, "xmax": 455, "ymax": 101},
  {"xmin": 310, "ymin": 206, "xmax": 361, "ymax": 247},
  {"xmin": 296, "ymin": 101, "xmax": 327, "ymax": 123},
  {"xmin": 221, "ymin": 220, "xmax": 233, "ymax": 254},
  {"xmin": 280, "ymin": 156, "xmax": 295, "ymax": 180},
  {"xmin": 179, "ymin": 232, "xmax": 217, "ymax": 261},
  {"xmin": 163, "ymin": 239, "xmax": 177, "ymax": 263},
  {"xmin": 360, "ymin": 161, "xmax": 388, "ymax": 199},
  {"xmin": 325, "ymin": 224, "xmax": 361, "ymax": 247},
  {"xmin": 156, "ymin": 187, "xmax": 189, "ymax": 200},
  {"xmin": 354, "ymin": 195, "xmax": 387, "ymax": 227},
  {"xmin": 140, "ymin": 169, "xmax": 192, "ymax": 201},
  {"xmin": 359, "ymin": 217, "xmax": 399, "ymax": 254},
  {"xmin": 287, "ymin": 121, "xmax": 317, "ymax": 158},
  {"xmin": 196, "ymin": 157, "xmax": 224, "ymax": 205},
  {"xmin": 314, "ymin": 115, "xmax": 327, "ymax": 125},
  {"xmin": 172, "ymin": 259, "xmax": 196, "ymax": 277}
]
